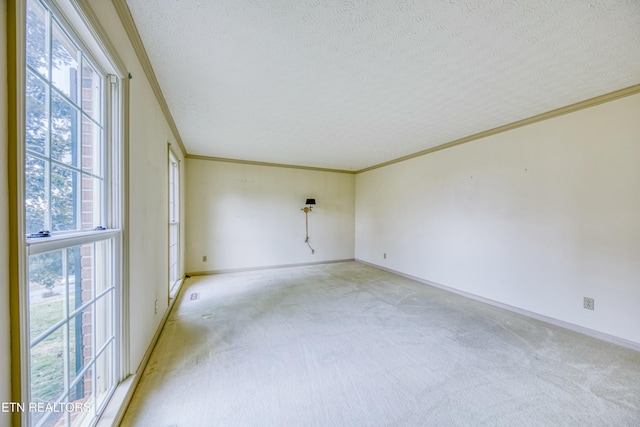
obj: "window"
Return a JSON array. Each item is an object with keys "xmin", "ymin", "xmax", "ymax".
[
  {"xmin": 25, "ymin": 0, "xmax": 104, "ymax": 235},
  {"xmin": 168, "ymin": 150, "xmax": 180, "ymax": 292},
  {"xmin": 23, "ymin": 0, "xmax": 121, "ymax": 425},
  {"xmin": 28, "ymin": 240, "xmax": 116, "ymax": 426}
]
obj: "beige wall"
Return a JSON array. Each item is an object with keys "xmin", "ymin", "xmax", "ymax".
[
  {"xmin": 185, "ymin": 159, "xmax": 355, "ymax": 273},
  {"xmin": 1, "ymin": 0, "xmax": 12, "ymax": 423},
  {"xmin": 356, "ymin": 93, "xmax": 640, "ymax": 345},
  {"xmin": 86, "ymin": 0, "xmax": 185, "ymax": 371}
]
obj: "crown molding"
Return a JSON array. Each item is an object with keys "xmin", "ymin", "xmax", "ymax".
[
  {"xmin": 357, "ymin": 83, "xmax": 640, "ymax": 173},
  {"xmin": 111, "ymin": 0, "xmax": 187, "ymax": 158},
  {"xmin": 186, "ymin": 154, "xmax": 356, "ymax": 175},
  {"xmin": 180, "ymin": 84, "xmax": 640, "ymax": 175},
  {"xmin": 73, "ymin": 0, "xmax": 126, "ymax": 77},
  {"xmin": 97, "ymin": 4, "xmax": 640, "ymax": 174}
]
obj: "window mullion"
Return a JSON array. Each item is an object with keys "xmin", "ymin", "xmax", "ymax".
[
  {"xmin": 62, "ymin": 249, "xmax": 70, "ymax": 407},
  {"xmin": 45, "ymin": 7, "xmax": 52, "ymax": 232},
  {"xmin": 105, "ymin": 75, "xmax": 116, "ymax": 228},
  {"xmin": 74, "ymin": 79, "xmax": 81, "ymax": 231},
  {"xmin": 46, "ymin": 2, "xmax": 52, "ymax": 84},
  {"xmin": 91, "ymin": 244, "xmax": 98, "ymax": 417}
]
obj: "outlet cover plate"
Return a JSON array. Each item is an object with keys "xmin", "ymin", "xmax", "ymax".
[{"xmin": 584, "ymin": 297, "xmax": 594, "ymax": 310}]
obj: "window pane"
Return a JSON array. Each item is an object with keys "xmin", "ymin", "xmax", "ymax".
[
  {"xmin": 26, "ymin": 71, "xmax": 49, "ymax": 155},
  {"xmin": 25, "ymin": 155, "xmax": 48, "ymax": 234},
  {"xmin": 28, "ymin": 238, "xmax": 115, "ymax": 424},
  {"xmin": 66, "ymin": 247, "xmax": 83, "ymax": 312},
  {"xmin": 51, "ymin": 165, "xmax": 78, "ymax": 231},
  {"xmin": 170, "ymin": 223, "xmax": 178, "ymax": 283},
  {"xmin": 52, "ymin": 22, "xmax": 79, "ymax": 102},
  {"xmin": 169, "ymin": 160, "xmax": 178, "ymax": 221},
  {"xmin": 95, "ymin": 344, "xmax": 114, "ymax": 410},
  {"xmin": 169, "ymin": 264, "xmax": 176, "ymax": 284},
  {"xmin": 81, "ymin": 176, "xmax": 103, "ymax": 230},
  {"xmin": 68, "ymin": 366, "xmax": 94, "ymax": 426},
  {"xmin": 81, "ymin": 115, "xmax": 102, "ymax": 177},
  {"xmin": 95, "ymin": 292, "xmax": 113, "ymax": 351},
  {"xmin": 52, "ymin": 91, "xmax": 79, "ymax": 167},
  {"xmin": 81, "ymin": 57, "xmax": 102, "ymax": 123},
  {"xmin": 47, "ymin": 169, "xmax": 103, "ymax": 233},
  {"xmin": 67, "ymin": 246, "xmax": 94, "ymax": 311},
  {"xmin": 29, "ymin": 250, "xmax": 65, "ymax": 341},
  {"xmin": 168, "ymin": 155, "xmax": 180, "ymax": 288},
  {"xmin": 170, "ymin": 243, "xmax": 178, "ymax": 271},
  {"xmin": 26, "ymin": 0, "xmax": 49, "ymax": 78},
  {"xmin": 170, "ymin": 223, "xmax": 178, "ymax": 243},
  {"xmin": 30, "ymin": 327, "xmax": 65, "ymax": 406},
  {"xmin": 31, "ymin": 401, "xmax": 66, "ymax": 427},
  {"xmin": 68, "ymin": 305, "xmax": 93, "ymax": 384},
  {"xmin": 94, "ymin": 240, "xmax": 113, "ymax": 295}
]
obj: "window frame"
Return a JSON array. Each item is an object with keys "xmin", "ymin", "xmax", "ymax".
[
  {"xmin": 168, "ymin": 148, "xmax": 180, "ymax": 294},
  {"xmin": 24, "ymin": 9, "xmax": 108, "ymax": 236},
  {"xmin": 16, "ymin": 0, "xmax": 127, "ymax": 425}
]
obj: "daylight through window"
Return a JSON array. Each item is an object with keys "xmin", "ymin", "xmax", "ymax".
[{"xmin": 24, "ymin": 1, "xmax": 121, "ymax": 425}]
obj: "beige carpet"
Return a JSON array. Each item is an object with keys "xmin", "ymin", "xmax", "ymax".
[{"xmin": 120, "ymin": 262, "xmax": 640, "ymax": 426}]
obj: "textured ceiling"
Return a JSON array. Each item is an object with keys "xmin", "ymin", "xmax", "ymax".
[{"xmin": 126, "ymin": 0, "xmax": 640, "ymax": 171}]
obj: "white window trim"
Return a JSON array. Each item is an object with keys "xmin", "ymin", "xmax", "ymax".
[
  {"xmin": 168, "ymin": 147, "xmax": 181, "ymax": 295},
  {"xmin": 16, "ymin": 0, "xmax": 127, "ymax": 425}
]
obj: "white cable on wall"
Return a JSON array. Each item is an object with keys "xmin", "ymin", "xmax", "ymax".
[{"xmin": 304, "ymin": 209, "xmax": 315, "ymax": 254}]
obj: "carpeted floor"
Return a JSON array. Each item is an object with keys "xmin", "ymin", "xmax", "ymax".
[{"xmin": 120, "ymin": 262, "xmax": 640, "ymax": 426}]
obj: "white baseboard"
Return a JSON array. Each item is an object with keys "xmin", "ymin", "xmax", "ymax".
[
  {"xmin": 356, "ymin": 259, "xmax": 640, "ymax": 353},
  {"xmin": 187, "ymin": 258, "xmax": 355, "ymax": 276}
]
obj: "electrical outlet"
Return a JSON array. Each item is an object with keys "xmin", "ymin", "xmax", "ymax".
[
  {"xmin": 311, "ymin": 249, "xmax": 315, "ymax": 254},
  {"xmin": 384, "ymin": 253, "xmax": 387, "ymax": 259},
  {"xmin": 202, "ymin": 255, "xmax": 207, "ymax": 262},
  {"xmin": 155, "ymin": 299, "xmax": 159, "ymax": 314},
  {"xmin": 584, "ymin": 297, "xmax": 594, "ymax": 310}
]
